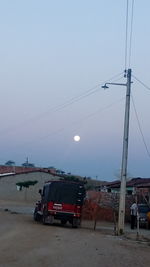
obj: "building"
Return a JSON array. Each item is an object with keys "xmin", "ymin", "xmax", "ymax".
[
  {"xmin": 0, "ymin": 166, "xmax": 60, "ymax": 203},
  {"xmin": 96, "ymin": 177, "xmax": 150, "ymax": 204}
]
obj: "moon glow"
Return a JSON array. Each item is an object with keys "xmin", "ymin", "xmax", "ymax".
[{"xmin": 74, "ymin": 135, "xmax": 80, "ymax": 142}]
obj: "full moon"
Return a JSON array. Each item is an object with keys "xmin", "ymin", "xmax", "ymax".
[{"xmin": 74, "ymin": 135, "xmax": 80, "ymax": 142}]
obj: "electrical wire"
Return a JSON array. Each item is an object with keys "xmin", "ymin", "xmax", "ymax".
[
  {"xmin": 129, "ymin": 0, "xmax": 135, "ymax": 67},
  {"xmin": 50, "ymin": 72, "xmax": 124, "ymax": 113},
  {"xmin": 132, "ymin": 75, "xmax": 150, "ymax": 91},
  {"xmin": 24, "ymin": 71, "xmax": 124, "ymax": 116},
  {"xmin": 103, "ymin": 72, "xmax": 124, "ymax": 83},
  {"xmin": 0, "ymin": 72, "xmax": 124, "ymax": 136},
  {"xmin": 74, "ymin": 97, "xmax": 125, "ymax": 122},
  {"xmin": 125, "ymin": 0, "xmax": 129, "ymax": 71},
  {"xmin": 131, "ymin": 94, "xmax": 150, "ymax": 158},
  {"xmin": 124, "ymin": 0, "xmax": 135, "ymax": 69},
  {"xmin": 19, "ymin": 97, "xmax": 125, "ymax": 146}
]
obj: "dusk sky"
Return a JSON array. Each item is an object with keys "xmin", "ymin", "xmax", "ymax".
[{"xmin": 0, "ymin": 1, "xmax": 150, "ymax": 181}]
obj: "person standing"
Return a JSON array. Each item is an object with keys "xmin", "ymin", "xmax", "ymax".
[{"xmin": 130, "ymin": 202, "xmax": 138, "ymax": 229}]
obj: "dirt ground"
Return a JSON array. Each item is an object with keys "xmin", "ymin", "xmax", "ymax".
[{"xmin": 0, "ymin": 202, "xmax": 150, "ymax": 267}]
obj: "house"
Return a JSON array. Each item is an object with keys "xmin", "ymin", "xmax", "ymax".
[
  {"xmin": 0, "ymin": 165, "xmax": 60, "ymax": 202},
  {"xmin": 96, "ymin": 178, "xmax": 150, "ymax": 194}
]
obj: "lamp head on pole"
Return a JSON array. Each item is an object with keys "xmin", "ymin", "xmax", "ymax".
[{"xmin": 101, "ymin": 83, "xmax": 109, "ymax": 89}]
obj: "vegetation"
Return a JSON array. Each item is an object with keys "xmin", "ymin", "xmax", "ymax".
[
  {"xmin": 22, "ymin": 162, "xmax": 35, "ymax": 167},
  {"xmin": 60, "ymin": 175, "xmax": 80, "ymax": 182},
  {"xmin": 16, "ymin": 180, "xmax": 38, "ymax": 190},
  {"xmin": 56, "ymin": 169, "xmax": 65, "ymax": 175},
  {"xmin": 5, "ymin": 160, "xmax": 15, "ymax": 166},
  {"xmin": 16, "ymin": 180, "xmax": 38, "ymax": 201}
]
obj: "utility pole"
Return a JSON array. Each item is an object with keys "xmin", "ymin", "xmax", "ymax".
[
  {"xmin": 102, "ymin": 68, "xmax": 132, "ymax": 235},
  {"xmin": 118, "ymin": 68, "xmax": 132, "ymax": 235}
]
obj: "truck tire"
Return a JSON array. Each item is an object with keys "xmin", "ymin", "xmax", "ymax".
[
  {"xmin": 72, "ymin": 218, "xmax": 80, "ymax": 228},
  {"xmin": 33, "ymin": 208, "xmax": 41, "ymax": 222},
  {"xmin": 42, "ymin": 210, "xmax": 48, "ymax": 225},
  {"xmin": 43, "ymin": 211, "xmax": 54, "ymax": 225},
  {"xmin": 61, "ymin": 219, "xmax": 67, "ymax": 225}
]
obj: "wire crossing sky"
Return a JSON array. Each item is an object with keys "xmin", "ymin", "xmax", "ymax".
[{"xmin": 0, "ymin": 0, "xmax": 150, "ymax": 180}]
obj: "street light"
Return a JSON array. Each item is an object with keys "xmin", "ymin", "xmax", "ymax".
[
  {"xmin": 102, "ymin": 82, "xmax": 127, "ymax": 89},
  {"xmin": 102, "ymin": 69, "xmax": 132, "ymax": 235},
  {"xmin": 101, "ymin": 84, "xmax": 109, "ymax": 89}
]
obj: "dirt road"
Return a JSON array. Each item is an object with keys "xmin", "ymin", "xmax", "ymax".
[{"xmin": 0, "ymin": 209, "xmax": 149, "ymax": 267}]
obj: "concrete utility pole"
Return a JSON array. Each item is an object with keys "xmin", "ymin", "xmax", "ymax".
[
  {"xmin": 102, "ymin": 69, "xmax": 132, "ymax": 235},
  {"xmin": 118, "ymin": 68, "xmax": 132, "ymax": 235}
]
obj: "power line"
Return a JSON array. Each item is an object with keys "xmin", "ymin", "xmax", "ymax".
[
  {"xmin": 30, "ymin": 71, "xmax": 124, "ymax": 115},
  {"xmin": 19, "ymin": 97, "xmax": 125, "ymax": 146},
  {"xmin": 132, "ymin": 75, "xmax": 150, "ymax": 91},
  {"xmin": 67, "ymin": 96, "xmax": 125, "ymax": 128},
  {"xmin": 129, "ymin": 0, "xmax": 135, "ymax": 67},
  {"xmin": 131, "ymin": 94, "xmax": 150, "ymax": 158},
  {"xmin": 50, "ymin": 73, "xmax": 124, "ymax": 113},
  {"xmin": 124, "ymin": 0, "xmax": 135, "ymax": 70},
  {"xmin": 0, "ymin": 72, "xmax": 124, "ymax": 136},
  {"xmin": 125, "ymin": 0, "xmax": 129, "ymax": 71},
  {"xmin": 104, "ymin": 72, "xmax": 124, "ymax": 83}
]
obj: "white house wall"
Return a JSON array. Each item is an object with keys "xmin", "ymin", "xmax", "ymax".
[{"xmin": 0, "ymin": 172, "xmax": 60, "ymax": 203}]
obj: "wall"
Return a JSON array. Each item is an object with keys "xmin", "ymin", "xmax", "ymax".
[
  {"xmin": 82, "ymin": 191, "xmax": 134, "ymax": 222},
  {"xmin": 0, "ymin": 172, "xmax": 59, "ymax": 203}
]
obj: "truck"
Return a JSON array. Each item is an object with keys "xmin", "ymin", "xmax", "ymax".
[{"xmin": 33, "ymin": 180, "xmax": 85, "ymax": 227}]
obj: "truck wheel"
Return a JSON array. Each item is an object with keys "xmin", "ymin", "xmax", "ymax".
[
  {"xmin": 33, "ymin": 208, "xmax": 40, "ymax": 222},
  {"xmin": 72, "ymin": 218, "xmax": 80, "ymax": 228},
  {"xmin": 61, "ymin": 219, "xmax": 67, "ymax": 225},
  {"xmin": 42, "ymin": 210, "xmax": 48, "ymax": 225}
]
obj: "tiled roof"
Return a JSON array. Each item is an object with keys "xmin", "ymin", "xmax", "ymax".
[
  {"xmin": 127, "ymin": 178, "xmax": 150, "ymax": 187},
  {"xmin": 136, "ymin": 183, "xmax": 150, "ymax": 188},
  {"xmin": 0, "ymin": 165, "xmax": 57, "ymax": 176},
  {"xmin": 105, "ymin": 180, "xmax": 120, "ymax": 188},
  {"xmin": 105, "ymin": 177, "xmax": 150, "ymax": 188}
]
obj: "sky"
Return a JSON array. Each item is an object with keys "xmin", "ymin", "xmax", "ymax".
[{"xmin": 0, "ymin": 0, "xmax": 150, "ymax": 181}]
